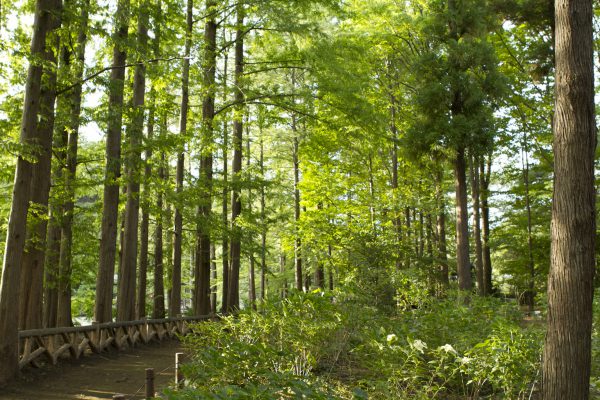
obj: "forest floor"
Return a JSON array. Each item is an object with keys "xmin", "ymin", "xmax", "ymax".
[{"xmin": 0, "ymin": 339, "xmax": 183, "ymax": 399}]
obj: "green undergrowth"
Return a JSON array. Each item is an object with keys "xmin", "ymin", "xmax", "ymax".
[{"xmin": 165, "ymin": 290, "xmax": 545, "ymax": 399}]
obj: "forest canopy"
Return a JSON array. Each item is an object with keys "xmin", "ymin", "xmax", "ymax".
[{"xmin": 0, "ymin": 0, "xmax": 598, "ymax": 398}]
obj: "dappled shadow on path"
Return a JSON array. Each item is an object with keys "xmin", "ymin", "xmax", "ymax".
[{"xmin": 0, "ymin": 339, "xmax": 183, "ymax": 399}]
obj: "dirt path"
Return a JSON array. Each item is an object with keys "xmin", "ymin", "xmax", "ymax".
[{"xmin": 0, "ymin": 339, "xmax": 185, "ymax": 399}]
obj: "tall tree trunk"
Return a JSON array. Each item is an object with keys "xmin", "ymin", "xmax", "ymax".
[
  {"xmin": 247, "ymin": 124, "xmax": 256, "ymax": 309},
  {"xmin": 469, "ymin": 154, "xmax": 484, "ymax": 296},
  {"xmin": 137, "ymin": 2, "xmax": 160, "ymax": 319},
  {"xmin": 328, "ymin": 244, "xmax": 334, "ymax": 291},
  {"xmin": 292, "ymin": 118, "xmax": 302, "ymax": 291},
  {"xmin": 390, "ymin": 93, "xmax": 401, "ymax": 269},
  {"xmin": 435, "ymin": 170, "xmax": 449, "ymax": 287},
  {"xmin": 151, "ymin": 150, "xmax": 166, "ymax": 320},
  {"xmin": 480, "ymin": 156, "xmax": 492, "ymax": 294},
  {"xmin": 171, "ymin": 0, "xmax": 192, "ymax": 318},
  {"xmin": 194, "ymin": 0, "xmax": 217, "ymax": 316},
  {"xmin": 117, "ymin": 0, "xmax": 149, "ymax": 321},
  {"xmin": 454, "ymin": 146, "xmax": 472, "ymax": 291},
  {"xmin": 280, "ymin": 249, "xmax": 287, "ymax": 298},
  {"xmin": 95, "ymin": 0, "xmax": 131, "ymax": 323},
  {"xmin": 227, "ymin": 3, "xmax": 244, "ymax": 311},
  {"xmin": 220, "ymin": 28, "xmax": 230, "ymax": 313},
  {"xmin": 44, "ymin": 126, "xmax": 65, "ymax": 329},
  {"xmin": 137, "ymin": 102, "xmax": 153, "ymax": 319},
  {"xmin": 521, "ymin": 139, "xmax": 535, "ymax": 310},
  {"xmin": 20, "ymin": 29, "xmax": 59, "ymax": 331},
  {"xmin": 404, "ymin": 206, "xmax": 411, "ymax": 268},
  {"xmin": 543, "ymin": 0, "xmax": 596, "ymax": 397},
  {"xmin": 259, "ymin": 123, "xmax": 267, "ymax": 301},
  {"xmin": 0, "ymin": 0, "xmax": 61, "ymax": 385},
  {"xmin": 210, "ymin": 244, "xmax": 217, "ymax": 313},
  {"xmin": 56, "ymin": 1, "xmax": 89, "ymax": 327}
]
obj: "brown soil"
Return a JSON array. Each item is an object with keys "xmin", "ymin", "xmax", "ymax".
[{"xmin": 0, "ymin": 339, "xmax": 185, "ymax": 399}]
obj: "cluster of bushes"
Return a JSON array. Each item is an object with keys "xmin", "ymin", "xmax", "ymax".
[{"xmin": 164, "ymin": 288, "xmax": 546, "ymax": 399}]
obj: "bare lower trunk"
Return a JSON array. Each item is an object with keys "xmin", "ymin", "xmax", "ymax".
[
  {"xmin": 543, "ymin": 0, "xmax": 596, "ymax": 398},
  {"xmin": 227, "ymin": 4, "xmax": 244, "ymax": 311},
  {"xmin": 0, "ymin": 0, "xmax": 60, "ymax": 385},
  {"xmin": 95, "ymin": 0, "xmax": 131, "ymax": 323},
  {"xmin": 454, "ymin": 146, "xmax": 471, "ymax": 291},
  {"xmin": 480, "ymin": 156, "xmax": 492, "ymax": 294},
  {"xmin": 171, "ymin": 0, "xmax": 192, "ymax": 318},
  {"xmin": 194, "ymin": 0, "xmax": 217, "ymax": 316},
  {"xmin": 470, "ymin": 154, "xmax": 483, "ymax": 296},
  {"xmin": 220, "ymin": 30, "xmax": 230, "ymax": 313},
  {"xmin": 20, "ymin": 31, "xmax": 59, "ymax": 331},
  {"xmin": 117, "ymin": 1, "xmax": 148, "ymax": 322}
]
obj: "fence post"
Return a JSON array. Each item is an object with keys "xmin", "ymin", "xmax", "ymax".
[
  {"xmin": 175, "ymin": 352, "xmax": 185, "ymax": 389},
  {"xmin": 145, "ymin": 368, "xmax": 155, "ymax": 399}
]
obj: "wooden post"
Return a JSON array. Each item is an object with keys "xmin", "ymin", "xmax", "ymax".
[
  {"xmin": 145, "ymin": 368, "xmax": 155, "ymax": 399},
  {"xmin": 175, "ymin": 352, "xmax": 184, "ymax": 388}
]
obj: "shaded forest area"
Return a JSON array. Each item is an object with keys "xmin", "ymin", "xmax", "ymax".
[{"xmin": 0, "ymin": 0, "xmax": 598, "ymax": 398}]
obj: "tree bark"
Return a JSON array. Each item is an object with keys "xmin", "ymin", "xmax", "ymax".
[
  {"xmin": 117, "ymin": 0, "xmax": 149, "ymax": 322},
  {"xmin": 227, "ymin": 3, "xmax": 244, "ymax": 311},
  {"xmin": 292, "ymin": 120, "xmax": 302, "ymax": 291},
  {"xmin": 95, "ymin": 0, "xmax": 131, "ymax": 323},
  {"xmin": 543, "ymin": 0, "xmax": 596, "ymax": 398},
  {"xmin": 435, "ymin": 169, "xmax": 449, "ymax": 287},
  {"xmin": 20, "ymin": 29, "xmax": 59, "ymax": 331},
  {"xmin": 171, "ymin": 0, "xmax": 192, "ymax": 318},
  {"xmin": 194, "ymin": 0, "xmax": 217, "ymax": 316},
  {"xmin": 259, "ymin": 122, "xmax": 267, "ymax": 301},
  {"xmin": 247, "ymin": 124, "xmax": 256, "ymax": 309},
  {"xmin": 220, "ymin": 28, "xmax": 230, "ymax": 313},
  {"xmin": 454, "ymin": 146, "xmax": 472, "ymax": 291},
  {"xmin": 469, "ymin": 154, "xmax": 484, "ymax": 296},
  {"xmin": 56, "ymin": 1, "xmax": 89, "ymax": 327},
  {"xmin": 480, "ymin": 156, "xmax": 492, "ymax": 294},
  {"xmin": 0, "ymin": 0, "xmax": 61, "ymax": 385},
  {"xmin": 137, "ymin": 2, "xmax": 160, "ymax": 319}
]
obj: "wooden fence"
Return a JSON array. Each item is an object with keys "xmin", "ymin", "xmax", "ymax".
[{"xmin": 18, "ymin": 316, "xmax": 210, "ymax": 370}]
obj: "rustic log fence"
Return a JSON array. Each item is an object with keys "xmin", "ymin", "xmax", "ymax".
[{"xmin": 18, "ymin": 316, "xmax": 209, "ymax": 370}]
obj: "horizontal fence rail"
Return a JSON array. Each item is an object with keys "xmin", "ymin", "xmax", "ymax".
[{"xmin": 18, "ymin": 316, "xmax": 211, "ymax": 370}]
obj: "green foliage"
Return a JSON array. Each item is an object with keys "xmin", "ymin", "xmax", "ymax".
[
  {"xmin": 170, "ymin": 291, "xmax": 345, "ymax": 399},
  {"xmin": 167, "ymin": 290, "xmax": 544, "ymax": 399}
]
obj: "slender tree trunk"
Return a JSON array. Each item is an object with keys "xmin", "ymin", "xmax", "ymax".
[
  {"xmin": 405, "ymin": 207, "xmax": 411, "ymax": 268},
  {"xmin": 95, "ymin": 0, "xmax": 131, "ymax": 323},
  {"xmin": 137, "ymin": 3, "xmax": 160, "ymax": 319},
  {"xmin": 137, "ymin": 102, "xmax": 154, "ymax": 319},
  {"xmin": 259, "ymin": 125, "xmax": 267, "ymax": 301},
  {"xmin": 220, "ymin": 29, "xmax": 230, "ymax": 313},
  {"xmin": 210, "ymin": 244, "xmax": 217, "ymax": 313},
  {"xmin": 227, "ymin": 3, "xmax": 244, "ymax": 311},
  {"xmin": 20, "ymin": 30, "xmax": 59, "ymax": 331},
  {"xmin": 0, "ymin": 0, "xmax": 61, "ymax": 385},
  {"xmin": 56, "ymin": 2, "xmax": 89, "ymax": 327},
  {"xmin": 328, "ymin": 244, "xmax": 334, "ymax": 291},
  {"xmin": 390, "ymin": 93, "xmax": 401, "ymax": 269},
  {"xmin": 454, "ymin": 146, "xmax": 472, "ymax": 291},
  {"xmin": 292, "ymin": 117, "xmax": 302, "ymax": 291},
  {"xmin": 480, "ymin": 156, "xmax": 492, "ymax": 294},
  {"xmin": 521, "ymin": 139, "xmax": 535, "ymax": 310},
  {"xmin": 280, "ymin": 250, "xmax": 287, "ymax": 298},
  {"xmin": 469, "ymin": 154, "xmax": 484, "ymax": 296},
  {"xmin": 435, "ymin": 170, "xmax": 449, "ymax": 287},
  {"xmin": 247, "ymin": 125, "xmax": 256, "ymax": 309},
  {"xmin": 194, "ymin": 0, "xmax": 217, "ymax": 316},
  {"xmin": 171, "ymin": 0, "xmax": 192, "ymax": 318},
  {"xmin": 543, "ymin": 0, "xmax": 596, "ymax": 397},
  {"xmin": 117, "ymin": 0, "xmax": 148, "ymax": 321}
]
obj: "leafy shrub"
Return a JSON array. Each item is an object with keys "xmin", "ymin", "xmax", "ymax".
[{"xmin": 167, "ymin": 290, "xmax": 346, "ymax": 399}]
